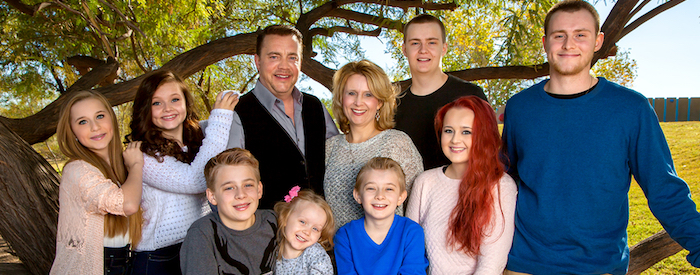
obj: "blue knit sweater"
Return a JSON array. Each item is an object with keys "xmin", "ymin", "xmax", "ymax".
[
  {"xmin": 334, "ymin": 215, "xmax": 428, "ymax": 275},
  {"xmin": 502, "ymin": 77, "xmax": 700, "ymax": 274}
]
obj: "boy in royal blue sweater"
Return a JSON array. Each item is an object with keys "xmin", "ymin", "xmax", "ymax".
[
  {"xmin": 334, "ymin": 157, "xmax": 428, "ymax": 275},
  {"xmin": 501, "ymin": 1, "xmax": 700, "ymax": 274}
]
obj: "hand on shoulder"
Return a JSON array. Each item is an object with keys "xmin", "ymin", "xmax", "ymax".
[
  {"xmin": 213, "ymin": 90, "xmax": 240, "ymax": 111},
  {"xmin": 123, "ymin": 141, "xmax": 144, "ymax": 171}
]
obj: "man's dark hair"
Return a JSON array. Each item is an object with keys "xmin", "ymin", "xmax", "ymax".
[
  {"xmin": 544, "ymin": 0, "xmax": 600, "ymax": 36},
  {"xmin": 403, "ymin": 14, "xmax": 446, "ymax": 42},
  {"xmin": 255, "ymin": 25, "xmax": 303, "ymax": 55}
]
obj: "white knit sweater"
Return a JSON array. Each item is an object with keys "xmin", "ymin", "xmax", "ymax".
[{"xmin": 136, "ymin": 109, "xmax": 233, "ymax": 251}]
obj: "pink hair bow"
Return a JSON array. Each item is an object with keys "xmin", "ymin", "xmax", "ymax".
[{"xmin": 284, "ymin": 186, "xmax": 301, "ymax": 203}]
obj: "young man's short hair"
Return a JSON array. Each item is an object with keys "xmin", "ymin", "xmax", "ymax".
[
  {"xmin": 354, "ymin": 157, "xmax": 407, "ymax": 192},
  {"xmin": 403, "ymin": 14, "xmax": 447, "ymax": 42},
  {"xmin": 544, "ymin": 0, "xmax": 601, "ymax": 35},
  {"xmin": 256, "ymin": 25, "xmax": 304, "ymax": 55},
  {"xmin": 204, "ymin": 148, "xmax": 260, "ymax": 190}
]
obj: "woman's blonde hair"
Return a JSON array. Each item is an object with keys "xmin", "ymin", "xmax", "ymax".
[
  {"xmin": 273, "ymin": 190, "xmax": 335, "ymax": 259},
  {"xmin": 57, "ymin": 90, "xmax": 143, "ymax": 246},
  {"xmin": 331, "ymin": 60, "xmax": 398, "ymax": 134}
]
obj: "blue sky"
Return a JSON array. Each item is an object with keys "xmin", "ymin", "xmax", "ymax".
[{"xmin": 301, "ymin": 1, "xmax": 700, "ymax": 100}]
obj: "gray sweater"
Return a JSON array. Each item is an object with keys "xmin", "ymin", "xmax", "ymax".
[
  {"xmin": 180, "ymin": 210, "xmax": 277, "ymax": 275},
  {"xmin": 323, "ymin": 129, "xmax": 424, "ymax": 228},
  {"xmin": 275, "ymin": 242, "xmax": 333, "ymax": 275}
]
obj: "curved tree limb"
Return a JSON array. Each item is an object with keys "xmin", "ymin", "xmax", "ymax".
[
  {"xmin": 618, "ymin": 0, "xmax": 685, "ymax": 41},
  {"xmin": 396, "ymin": 63, "xmax": 551, "ymax": 91},
  {"xmin": 627, "ymin": 230, "xmax": 684, "ymax": 275},
  {"xmin": 593, "ymin": 0, "xmax": 637, "ymax": 64},
  {"xmin": 3, "ymin": 0, "xmax": 53, "ymax": 16},
  {"xmin": 326, "ymin": 9, "xmax": 405, "ymax": 31},
  {"xmin": 0, "ymin": 119, "xmax": 60, "ymax": 275},
  {"xmin": 1, "ymin": 32, "xmax": 257, "ymax": 144},
  {"xmin": 309, "ymin": 26, "xmax": 382, "ymax": 37}
]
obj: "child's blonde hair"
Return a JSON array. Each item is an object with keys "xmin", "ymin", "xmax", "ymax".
[
  {"xmin": 354, "ymin": 157, "xmax": 407, "ymax": 192},
  {"xmin": 273, "ymin": 190, "xmax": 335, "ymax": 259},
  {"xmin": 204, "ymin": 148, "xmax": 260, "ymax": 190}
]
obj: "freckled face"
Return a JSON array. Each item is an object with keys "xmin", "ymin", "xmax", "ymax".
[{"xmin": 70, "ymin": 98, "xmax": 114, "ymax": 161}]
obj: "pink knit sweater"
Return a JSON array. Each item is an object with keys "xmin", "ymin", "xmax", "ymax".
[
  {"xmin": 406, "ymin": 167, "xmax": 517, "ymax": 275},
  {"xmin": 50, "ymin": 160, "xmax": 125, "ymax": 275}
]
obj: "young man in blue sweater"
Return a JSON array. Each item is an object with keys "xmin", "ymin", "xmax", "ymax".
[{"xmin": 501, "ymin": 1, "xmax": 700, "ymax": 274}]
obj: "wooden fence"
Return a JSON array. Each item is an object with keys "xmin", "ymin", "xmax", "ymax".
[{"xmin": 649, "ymin": 97, "xmax": 700, "ymax": 122}]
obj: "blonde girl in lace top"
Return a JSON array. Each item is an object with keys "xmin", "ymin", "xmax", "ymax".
[
  {"xmin": 126, "ymin": 71, "xmax": 238, "ymax": 275},
  {"xmin": 50, "ymin": 91, "xmax": 144, "ymax": 275}
]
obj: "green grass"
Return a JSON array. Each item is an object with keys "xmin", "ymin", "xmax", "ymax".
[{"xmin": 629, "ymin": 122, "xmax": 700, "ymax": 274}]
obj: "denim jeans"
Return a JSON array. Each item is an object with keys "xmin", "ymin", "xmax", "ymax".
[
  {"xmin": 104, "ymin": 245, "xmax": 131, "ymax": 275},
  {"xmin": 129, "ymin": 243, "xmax": 182, "ymax": 275}
]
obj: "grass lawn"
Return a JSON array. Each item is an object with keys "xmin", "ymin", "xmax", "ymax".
[{"xmin": 628, "ymin": 121, "xmax": 700, "ymax": 274}]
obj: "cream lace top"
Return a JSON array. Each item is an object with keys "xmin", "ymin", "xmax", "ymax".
[{"xmin": 50, "ymin": 160, "xmax": 126, "ymax": 275}]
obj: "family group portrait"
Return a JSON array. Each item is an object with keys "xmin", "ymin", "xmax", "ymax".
[{"xmin": 0, "ymin": 0, "xmax": 699, "ymax": 274}]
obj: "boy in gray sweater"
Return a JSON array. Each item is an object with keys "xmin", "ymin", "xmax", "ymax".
[{"xmin": 180, "ymin": 148, "xmax": 277, "ymax": 274}]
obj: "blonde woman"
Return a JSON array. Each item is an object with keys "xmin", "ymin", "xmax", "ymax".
[
  {"xmin": 51, "ymin": 91, "xmax": 143, "ymax": 275},
  {"xmin": 324, "ymin": 60, "xmax": 423, "ymax": 228}
]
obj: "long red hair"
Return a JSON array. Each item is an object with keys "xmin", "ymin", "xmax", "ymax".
[{"xmin": 434, "ymin": 95, "xmax": 505, "ymax": 255}]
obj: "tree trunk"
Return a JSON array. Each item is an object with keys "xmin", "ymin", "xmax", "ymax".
[
  {"xmin": 626, "ymin": 230, "xmax": 684, "ymax": 275},
  {"xmin": 0, "ymin": 120, "xmax": 60, "ymax": 275}
]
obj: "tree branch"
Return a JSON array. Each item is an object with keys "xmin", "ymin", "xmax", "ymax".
[
  {"xmin": 395, "ymin": 63, "xmax": 551, "ymax": 91},
  {"xmin": 309, "ymin": 26, "xmax": 382, "ymax": 38},
  {"xmin": 618, "ymin": 0, "xmax": 685, "ymax": 41},
  {"xmin": 326, "ymin": 9, "xmax": 404, "ymax": 31},
  {"xmin": 130, "ymin": 34, "xmax": 149, "ymax": 73},
  {"xmin": 1, "ymin": 32, "xmax": 258, "ymax": 144},
  {"xmin": 593, "ymin": 0, "xmax": 638, "ymax": 65},
  {"xmin": 108, "ymin": 28, "xmax": 133, "ymax": 42},
  {"xmin": 3, "ymin": 0, "xmax": 53, "ymax": 16},
  {"xmin": 48, "ymin": 65, "xmax": 65, "ymax": 94},
  {"xmin": 336, "ymin": 0, "xmax": 457, "ymax": 11},
  {"xmin": 98, "ymin": 0, "xmax": 146, "ymax": 36},
  {"xmin": 628, "ymin": 0, "xmax": 650, "ymax": 20},
  {"xmin": 65, "ymin": 57, "xmax": 119, "ymax": 91},
  {"xmin": 626, "ymin": 230, "xmax": 683, "ymax": 275}
]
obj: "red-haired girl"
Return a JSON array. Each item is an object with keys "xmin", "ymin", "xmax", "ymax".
[{"xmin": 406, "ymin": 95, "xmax": 517, "ymax": 274}]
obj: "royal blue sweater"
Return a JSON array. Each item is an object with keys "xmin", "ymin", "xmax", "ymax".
[
  {"xmin": 502, "ymin": 78, "xmax": 700, "ymax": 274},
  {"xmin": 334, "ymin": 215, "xmax": 428, "ymax": 275}
]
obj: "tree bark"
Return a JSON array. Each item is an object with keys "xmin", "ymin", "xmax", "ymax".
[
  {"xmin": 626, "ymin": 230, "xmax": 684, "ymax": 275},
  {"xmin": 0, "ymin": 120, "xmax": 60, "ymax": 275}
]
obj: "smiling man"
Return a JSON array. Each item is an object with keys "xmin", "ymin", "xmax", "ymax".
[
  {"xmin": 219, "ymin": 25, "xmax": 339, "ymax": 209},
  {"xmin": 501, "ymin": 1, "xmax": 700, "ymax": 274},
  {"xmin": 394, "ymin": 14, "xmax": 487, "ymax": 170}
]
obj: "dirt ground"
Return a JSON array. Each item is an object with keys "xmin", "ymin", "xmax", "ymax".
[{"xmin": 0, "ymin": 237, "xmax": 30, "ymax": 275}]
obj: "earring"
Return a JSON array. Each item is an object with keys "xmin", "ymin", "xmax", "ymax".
[{"xmin": 375, "ymin": 111, "xmax": 380, "ymax": 121}]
